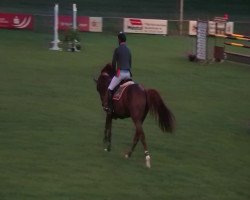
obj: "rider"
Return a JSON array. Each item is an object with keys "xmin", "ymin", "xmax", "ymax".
[{"xmin": 104, "ymin": 32, "xmax": 132, "ymax": 114}]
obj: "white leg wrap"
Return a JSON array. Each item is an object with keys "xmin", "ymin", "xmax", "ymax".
[{"xmin": 145, "ymin": 155, "xmax": 151, "ymax": 168}]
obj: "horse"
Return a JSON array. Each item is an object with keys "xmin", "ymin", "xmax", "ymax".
[{"xmin": 94, "ymin": 63, "xmax": 175, "ymax": 168}]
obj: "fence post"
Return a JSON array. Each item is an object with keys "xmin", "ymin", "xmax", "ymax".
[{"xmin": 179, "ymin": 0, "xmax": 184, "ymax": 35}]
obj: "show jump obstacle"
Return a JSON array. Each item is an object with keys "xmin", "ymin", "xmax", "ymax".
[
  {"xmin": 211, "ymin": 16, "xmax": 228, "ymax": 62},
  {"xmin": 209, "ymin": 16, "xmax": 250, "ymax": 64},
  {"xmin": 192, "ymin": 15, "xmax": 250, "ymax": 65},
  {"xmin": 50, "ymin": 3, "xmax": 80, "ymax": 52},
  {"xmin": 224, "ymin": 34, "xmax": 250, "ymax": 64},
  {"xmin": 212, "ymin": 33, "xmax": 250, "ymax": 64},
  {"xmin": 196, "ymin": 21, "xmax": 208, "ymax": 62}
]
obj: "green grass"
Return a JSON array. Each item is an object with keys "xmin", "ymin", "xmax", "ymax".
[{"xmin": 0, "ymin": 29, "xmax": 250, "ymax": 200}]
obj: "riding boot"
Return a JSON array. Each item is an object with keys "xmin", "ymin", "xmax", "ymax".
[
  {"xmin": 107, "ymin": 89, "xmax": 113, "ymax": 114},
  {"xmin": 103, "ymin": 89, "xmax": 113, "ymax": 113}
]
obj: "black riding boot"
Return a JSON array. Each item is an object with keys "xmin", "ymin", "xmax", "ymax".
[
  {"xmin": 107, "ymin": 89, "xmax": 113, "ymax": 114},
  {"xmin": 103, "ymin": 89, "xmax": 113, "ymax": 114}
]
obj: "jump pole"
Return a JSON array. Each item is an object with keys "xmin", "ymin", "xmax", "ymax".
[
  {"xmin": 71, "ymin": 3, "xmax": 81, "ymax": 52},
  {"xmin": 72, "ymin": 3, "xmax": 77, "ymax": 30},
  {"xmin": 50, "ymin": 3, "xmax": 61, "ymax": 51}
]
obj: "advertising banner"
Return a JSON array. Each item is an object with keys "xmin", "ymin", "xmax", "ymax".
[
  {"xmin": 189, "ymin": 20, "xmax": 234, "ymax": 35},
  {"xmin": 208, "ymin": 21, "xmax": 234, "ymax": 35},
  {"xmin": 189, "ymin": 20, "xmax": 197, "ymax": 35},
  {"xmin": 123, "ymin": 18, "xmax": 167, "ymax": 35},
  {"xmin": 0, "ymin": 13, "xmax": 33, "ymax": 30},
  {"xmin": 89, "ymin": 17, "xmax": 103, "ymax": 32},
  {"xmin": 59, "ymin": 16, "xmax": 102, "ymax": 32},
  {"xmin": 78, "ymin": 16, "xmax": 89, "ymax": 32},
  {"xmin": 58, "ymin": 15, "xmax": 72, "ymax": 30}
]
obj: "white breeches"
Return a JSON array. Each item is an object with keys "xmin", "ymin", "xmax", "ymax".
[{"xmin": 108, "ymin": 70, "xmax": 131, "ymax": 90}]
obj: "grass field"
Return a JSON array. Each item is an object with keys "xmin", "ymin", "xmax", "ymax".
[{"xmin": 0, "ymin": 29, "xmax": 250, "ymax": 200}]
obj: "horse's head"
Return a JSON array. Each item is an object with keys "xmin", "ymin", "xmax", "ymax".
[
  {"xmin": 101, "ymin": 63, "xmax": 116, "ymax": 77},
  {"xmin": 94, "ymin": 63, "xmax": 115, "ymax": 106}
]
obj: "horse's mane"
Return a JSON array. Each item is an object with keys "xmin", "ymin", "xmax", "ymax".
[{"xmin": 101, "ymin": 63, "xmax": 116, "ymax": 77}]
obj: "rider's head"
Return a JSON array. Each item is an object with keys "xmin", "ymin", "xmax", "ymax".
[{"xmin": 118, "ymin": 32, "xmax": 126, "ymax": 44}]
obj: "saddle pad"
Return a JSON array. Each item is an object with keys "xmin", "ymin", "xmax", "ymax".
[{"xmin": 113, "ymin": 81, "xmax": 134, "ymax": 101}]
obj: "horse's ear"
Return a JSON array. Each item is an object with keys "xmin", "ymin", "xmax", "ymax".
[
  {"xmin": 106, "ymin": 63, "xmax": 116, "ymax": 76},
  {"xmin": 106, "ymin": 63, "xmax": 112, "ymax": 68},
  {"xmin": 107, "ymin": 63, "xmax": 114, "ymax": 71}
]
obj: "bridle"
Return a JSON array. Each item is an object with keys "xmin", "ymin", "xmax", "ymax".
[{"xmin": 101, "ymin": 72, "xmax": 110, "ymax": 77}]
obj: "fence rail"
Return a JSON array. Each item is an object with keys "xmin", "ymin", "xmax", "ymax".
[
  {"xmin": 33, "ymin": 14, "xmax": 250, "ymax": 36},
  {"xmin": 1, "ymin": 12, "xmax": 249, "ymax": 36}
]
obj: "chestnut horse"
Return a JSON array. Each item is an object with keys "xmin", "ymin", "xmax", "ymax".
[{"xmin": 95, "ymin": 63, "xmax": 175, "ymax": 168}]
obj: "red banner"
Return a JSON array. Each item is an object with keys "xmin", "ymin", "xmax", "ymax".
[
  {"xmin": 0, "ymin": 13, "xmax": 33, "ymax": 30},
  {"xmin": 78, "ymin": 16, "xmax": 89, "ymax": 32},
  {"xmin": 0, "ymin": 13, "xmax": 102, "ymax": 32},
  {"xmin": 58, "ymin": 16, "xmax": 72, "ymax": 30},
  {"xmin": 59, "ymin": 16, "xmax": 89, "ymax": 31}
]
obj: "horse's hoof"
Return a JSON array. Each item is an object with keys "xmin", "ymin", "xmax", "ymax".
[
  {"xmin": 125, "ymin": 151, "xmax": 132, "ymax": 158},
  {"xmin": 104, "ymin": 148, "xmax": 111, "ymax": 152}
]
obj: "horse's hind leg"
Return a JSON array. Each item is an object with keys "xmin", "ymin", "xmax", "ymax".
[
  {"xmin": 103, "ymin": 114, "xmax": 112, "ymax": 152},
  {"xmin": 139, "ymin": 129, "xmax": 151, "ymax": 168}
]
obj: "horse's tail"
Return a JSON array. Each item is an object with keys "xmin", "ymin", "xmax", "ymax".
[{"xmin": 146, "ymin": 89, "xmax": 175, "ymax": 133}]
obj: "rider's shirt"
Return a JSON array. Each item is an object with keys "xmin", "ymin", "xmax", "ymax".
[{"xmin": 112, "ymin": 42, "xmax": 132, "ymax": 71}]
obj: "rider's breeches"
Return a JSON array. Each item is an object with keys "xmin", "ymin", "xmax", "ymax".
[{"xmin": 108, "ymin": 70, "xmax": 131, "ymax": 91}]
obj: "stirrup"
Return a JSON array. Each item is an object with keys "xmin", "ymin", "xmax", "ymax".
[
  {"xmin": 103, "ymin": 106, "xmax": 109, "ymax": 111},
  {"xmin": 107, "ymin": 108, "xmax": 113, "ymax": 114}
]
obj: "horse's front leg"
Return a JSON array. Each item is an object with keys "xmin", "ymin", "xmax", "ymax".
[
  {"xmin": 125, "ymin": 133, "xmax": 139, "ymax": 158},
  {"xmin": 125, "ymin": 121, "xmax": 141, "ymax": 158},
  {"xmin": 103, "ymin": 114, "xmax": 112, "ymax": 152}
]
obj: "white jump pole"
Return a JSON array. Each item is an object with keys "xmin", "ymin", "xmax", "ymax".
[
  {"xmin": 72, "ymin": 3, "xmax": 77, "ymax": 30},
  {"xmin": 50, "ymin": 3, "xmax": 61, "ymax": 51},
  {"xmin": 71, "ymin": 3, "xmax": 80, "ymax": 52}
]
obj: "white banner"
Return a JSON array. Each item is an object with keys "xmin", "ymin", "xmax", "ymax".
[
  {"xmin": 225, "ymin": 22, "xmax": 234, "ymax": 35},
  {"xmin": 89, "ymin": 17, "xmax": 102, "ymax": 32},
  {"xmin": 208, "ymin": 21, "xmax": 234, "ymax": 35},
  {"xmin": 189, "ymin": 20, "xmax": 197, "ymax": 35},
  {"xmin": 123, "ymin": 18, "xmax": 167, "ymax": 35},
  {"xmin": 189, "ymin": 20, "xmax": 234, "ymax": 35}
]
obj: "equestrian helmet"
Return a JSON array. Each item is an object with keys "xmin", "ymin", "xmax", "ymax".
[{"xmin": 118, "ymin": 32, "xmax": 126, "ymax": 42}]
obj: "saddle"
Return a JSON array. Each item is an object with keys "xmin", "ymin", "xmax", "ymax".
[{"xmin": 113, "ymin": 79, "xmax": 135, "ymax": 101}]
